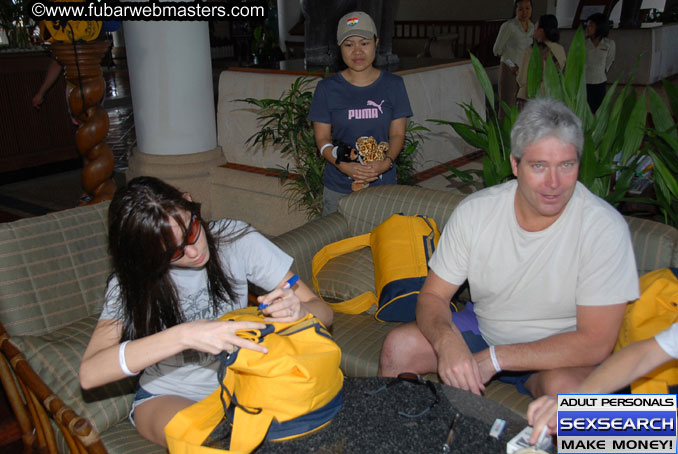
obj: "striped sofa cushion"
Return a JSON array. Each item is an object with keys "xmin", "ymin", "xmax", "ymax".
[
  {"xmin": 338, "ymin": 185, "xmax": 466, "ymax": 236},
  {"xmin": 12, "ymin": 316, "xmax": 137, "ymax": 436},
  {"xmin": 331, "ymin": 311, "xmax": 399, "ymax": 377},
  {"xmin": 625, "ymin": 215, "xmax": 678, "ymax": 275},
  {"xmin": 272, "ymin": 212, "xmax": 349, "ymax": 284},
  {"xmin": 66, "ymin": 419, "xmax": 168, "ymax": 454},
  {"xmin": 315, "ymin": 247, "xmax": 376, "ymax": 312},
  {"xmin": 0, "ymin": 202, "xmax": 112, "ymax": 337}
]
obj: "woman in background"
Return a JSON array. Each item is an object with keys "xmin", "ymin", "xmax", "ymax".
[
  {"xmin": 79, "ymin": 176, "xmax": 332, "ymax": 447},
  {"xmin": 516, "ymin": 14, "xmax": 566, "ymax": 103},
  {"xmin": 585, "ymin": 13, "xmax": 616, "ymax": 113},
  {"xmin": 309, "ymin": 11, "xmax": 412, "ymax": 216},
  {"xmin": 493, "ymin": 0, "xmax": 534, "ymax": 113}
]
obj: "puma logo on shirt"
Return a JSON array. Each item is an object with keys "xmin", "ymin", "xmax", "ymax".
[{"xmin": 348, "ymin": 99, "xmax": 385, "ymax": 119}]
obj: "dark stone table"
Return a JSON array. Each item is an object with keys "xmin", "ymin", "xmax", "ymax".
[{"xmin": 205, "ymin": 377, "xmax": 532, "ymax": 453}]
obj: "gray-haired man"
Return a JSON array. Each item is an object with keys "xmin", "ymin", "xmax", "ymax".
[{"xmin": 379, "ymin": 98, "xmax": 639, "ymax": 398}]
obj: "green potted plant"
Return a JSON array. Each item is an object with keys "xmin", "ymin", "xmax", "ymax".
[{"xmin": 429, "ymin": 27, "xmax": 678, "ymax": 227}]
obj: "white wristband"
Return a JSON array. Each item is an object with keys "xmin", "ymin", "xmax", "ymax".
[
  {"xmin": 489, "ymin": 345, "xmax": 501, "ymax": 373},
  {"xmin": 119, "ymin": 340, "xmax": 139, "ymax": 377},
  {"xmin": 320, "ymin": 143, "xmax": 333, "ymax": 156}
]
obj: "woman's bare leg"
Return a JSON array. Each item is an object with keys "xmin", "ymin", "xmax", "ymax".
[{"xmin": 133, "ymin": 395, "xmax": 196, "ymax": 447}]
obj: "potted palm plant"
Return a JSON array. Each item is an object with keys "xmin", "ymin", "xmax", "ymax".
[{"xmin": 430, "ymin": 27, "xmax": 678, "ymax": 228}]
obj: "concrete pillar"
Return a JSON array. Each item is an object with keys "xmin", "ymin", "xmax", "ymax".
[
  {"xmin": 124, "ymin": 21, "xmax": 216, "ymax": 155},
  {"xmin": 123, "ymin": 19, "xmax": 223, "ymax": 217}
]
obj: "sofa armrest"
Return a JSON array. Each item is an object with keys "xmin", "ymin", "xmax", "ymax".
[
  {"xmin": 0, "ymin": 320, "xmax": 108, "ymax": 454},
  {"xmin": 272, "ymin": 212, "xmax": 349, "ymax": 284}
]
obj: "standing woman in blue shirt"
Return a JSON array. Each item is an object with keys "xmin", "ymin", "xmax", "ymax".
[{"xmin": 309, "ymin": 11, "xmax": 413, "ymax": 216}]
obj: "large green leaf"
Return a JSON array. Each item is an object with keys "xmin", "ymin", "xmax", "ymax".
[
  {"xmin": 543, "ymin": 50, "xmax": 564, "ymax": 102},
  {"xmin": 651, "ymin": 130, "xmax": 678, "ymax": 161},
  {"xmin": 526, "ymin": 45, "xmax": 543, "ymax": 99},
  {"xmin": 606, "ymin": 165, "xmax": 636, "ymax": 206},
  {"xmin": 564, "ymin": 27, "xmax": 586, "ymax": 101},
  {"xmin": 444, "ymin": 165, "xmax": 476, "ymax": 183},
  {"xmin": 648, "ymin": 87, "xmax": 677, "ymax": 139},
  {"xmin": 598, "ymin": 83, "xmax": 631, "ymax": 162},
  {"xmin": 482, "ymin": 154, "xmax": 499, "ymax": 186},
  {"xmin": 469, "ymin": 52, "xmax": 495, "ymax": 110},
  {"xmin": 649, "ymin": 150, "xmax": 678, "ymax": 199},
  {"xmin": 619, "ymin": 91, "xmax": 647, "ymax": 164},
  {"xmin": 590, "ymin": 79, "xmax": 619, "ymax": 144},
  {"xmin": 662, "ymin": 79, "xmax": 678, "ymax": 119},
  {"xmin": 486, "ymin": 121, "xmax": 501, "ymax": 166},
  {"xmin": 450, "ymin": 122, "xmax": 489, "ymax": 150},
  {"xmin": 578, "ymin": 131, "xmax": 597, "ymax": 187}
]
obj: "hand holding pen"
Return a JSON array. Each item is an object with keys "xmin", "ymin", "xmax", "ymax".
[{"xmin": 257, "ymin": 274, "xmax": 306, "ymax": 321}]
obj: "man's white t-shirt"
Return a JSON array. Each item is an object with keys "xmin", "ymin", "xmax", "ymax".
[
  {"xmin": 655, "ymin": 323, "xmax": 678, "ymax": 358},
  {"xmin": 429, "ymin": 180, "xmax": 640, "ymax": 346},
  {"xmin": 100, "ymin": 220, "xmax": 293, "ymax": 401}
]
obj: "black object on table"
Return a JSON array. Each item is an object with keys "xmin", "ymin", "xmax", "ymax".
[{"xmin": 204, "ymin": 376, "xmax": 532, "ymax": 453}]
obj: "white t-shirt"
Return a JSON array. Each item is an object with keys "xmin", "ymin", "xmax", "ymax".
[
  {"xmin": 429, "ymin": 180, "xmax": 640, "ymax": 346},
  {"xmin": 655, "ymin": 323, "xmax": 678, "ymax": 358},
  {"xmin": 100, "ymin": 220, "xmax": 293, "ymax": 401},
  {"xmin": 586, "ymin": 37, "xmax": 616, "ymax": 84},
  {"xmin": 493, "ymin": 17, "xmax": 534, "ymax": 68}
]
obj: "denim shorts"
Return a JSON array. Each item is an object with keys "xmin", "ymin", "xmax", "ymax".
[
  {"xmin": 129, "ymin": 386, "xmax": 159, "ymax": 427},
  {"xmin": 452, "ymin": 303, "xmax": 534, "ymax": 396}
]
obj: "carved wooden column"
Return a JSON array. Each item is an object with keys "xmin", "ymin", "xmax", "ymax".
[{"xmin": 49, "ymin": 41, "xmax": 116, "ymax": 204}]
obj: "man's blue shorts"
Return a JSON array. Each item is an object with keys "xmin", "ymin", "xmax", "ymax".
[{"xmin": 452, "ymin": 303, "xmax": 534, "ymax": 396}]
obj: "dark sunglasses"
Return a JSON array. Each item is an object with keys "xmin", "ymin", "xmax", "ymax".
[
  {"xmin": 170, "ymin": 214, "xmax": 202, "ymax": 262},
  {"xmin": 365, "ymin": 372, "xmax": 440, "ymax": 418}
]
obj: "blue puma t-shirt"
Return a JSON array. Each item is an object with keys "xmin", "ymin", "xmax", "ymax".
[{"xmin": 308, "ymin": 71, "xmax": 412, "ymax": 194}]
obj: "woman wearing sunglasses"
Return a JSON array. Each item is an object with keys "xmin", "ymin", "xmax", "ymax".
[{"xmin": 78, "ymin": 176, "xmax": 333, "ymax": 447}]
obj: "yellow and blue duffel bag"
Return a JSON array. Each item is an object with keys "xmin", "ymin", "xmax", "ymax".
[
  {"xmin": 614, "ymin": 267, "xmax": 678, "ymax": 394},
  {"xmin": 312, "ymin": 213, "xmax": 453, "ymax": 322},
  {"xmin": 165, "ymin": 307, "xmax": 343, "ymax": 454}
]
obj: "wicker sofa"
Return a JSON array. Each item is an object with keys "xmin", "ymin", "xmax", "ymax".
[{"xmin": 1, "ymin": 185, "xmax": 677, "ymax": 453}]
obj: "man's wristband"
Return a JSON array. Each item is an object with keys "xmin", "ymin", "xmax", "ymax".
[
  {"xmin": 489, "ymin": 345, "xmax": 502, "ymax": 373},
  {"xmin": 320, "ymin": 143, "xmax": 333, "ymax": 156},
  {"xmin": 385, "ymin": 155, "xmax": 394, "ymax": 169}
]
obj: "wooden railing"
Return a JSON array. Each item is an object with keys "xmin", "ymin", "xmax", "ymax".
[{"xmin": 393, "ymin": 20, "xmax": 505, "ymax": 67}]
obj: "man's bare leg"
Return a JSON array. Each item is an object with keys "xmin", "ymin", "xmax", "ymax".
[{"xmin": 379, "ymin": 321, "xmax": 438, "ymax": 376}]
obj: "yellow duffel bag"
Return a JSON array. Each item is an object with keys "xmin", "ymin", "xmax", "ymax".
[{"xmin": 165, "ymin": 307, "xmax": 343, "ymax": 453}]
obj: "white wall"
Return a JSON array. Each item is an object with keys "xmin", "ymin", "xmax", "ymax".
[{"xmin": 395, "ymin": 0, "xmax": 548, "ymax": 21}]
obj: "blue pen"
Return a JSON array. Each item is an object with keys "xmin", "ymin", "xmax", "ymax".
[{"xmin": 258, "ymin": 274, "xmax": 299, "ymax": 310}]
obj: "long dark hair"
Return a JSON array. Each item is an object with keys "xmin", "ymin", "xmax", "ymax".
[
  {"xmin": 107, "ymin": 176, "xmax": 242, "ymax": 341},
  {"xmin": 538, "ymin": 14, "xmax": 560, "ymax": 43}
]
